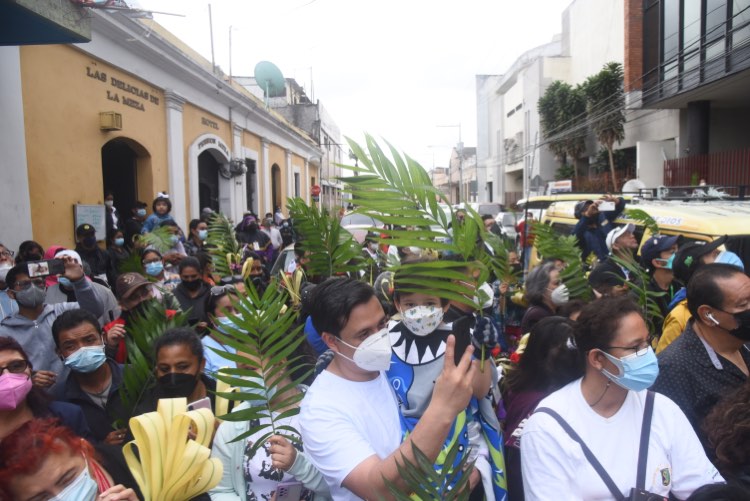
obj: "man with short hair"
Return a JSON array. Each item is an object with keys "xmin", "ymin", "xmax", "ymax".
[
  {"xmin": 639, "ymin": 234, "xmax": 680, "ymax": 335},
  {"xmin": 573, "ymin": 195, "xmax": 626, "ymax": 262},
  {"xmin": 657, "ymin": 237, "xmax": 729, "ymax": 353},
  {"xmin": 0, "ymin": 243, "xmax": 18, "ymax": 319},
  {"xmin": 123, "ymin": 201, "xmax": 148, "ymax": 249},
  {"xmin": 0, "ymin": 257, "xmax": 104, "ymax": 390},
  {"xmin": 300, "ymin": 277, "xmax": 477, "ymax": 501},
  {"xmin": 261, "ymin": 217, "xmax": 283, "ymax": 251},
  {"xmin": 588, "ymin": 223, "xmax": 637, "ymax": 297},
  {"xmin": 653, "ymin": 263, "xmax": 750, "ymax": 449},
  {"xmin": 52, "ymin": 309, "xmax": 126, "ymax": 444}
]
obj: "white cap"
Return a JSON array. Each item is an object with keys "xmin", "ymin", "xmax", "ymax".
[{"xmin": 606, "ymin": 223, "xmax": 635, "ymax": 252}]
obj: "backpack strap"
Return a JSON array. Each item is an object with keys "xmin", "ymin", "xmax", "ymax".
[
  {"xmin": 535, "ymin": 407, "xmax": 625, "ymax": 501},
  {"xmin": 636, "ymin": 391, "xmax": 656, "ymax": 490}
]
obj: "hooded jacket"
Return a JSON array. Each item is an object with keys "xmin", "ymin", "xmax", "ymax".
[{"xmin": 0, "ymin": 277, "xmax": 105, "ymax": 378}]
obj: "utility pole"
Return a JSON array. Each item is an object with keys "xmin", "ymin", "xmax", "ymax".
[{"xmin": 437, "ymin": 124, "xmax": 462, "ymax": 203}]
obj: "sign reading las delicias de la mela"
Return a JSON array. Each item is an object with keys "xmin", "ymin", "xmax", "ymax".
[{"xmin": 86, "ymin": 66, "xmax": 160, "ymax": 112}]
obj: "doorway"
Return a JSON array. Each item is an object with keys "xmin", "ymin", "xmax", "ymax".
[
  {"xmin": 198, "ymin": 150, "xmax": 221, "ymax": 212},
  {"xmin": 101, "ymin": 139, "xmax": 138, "ymax": 227}
]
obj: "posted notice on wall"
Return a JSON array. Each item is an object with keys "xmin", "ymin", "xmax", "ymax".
[{"xmin": 73, "ymin": 204, "xmax": 107, "ymax": 241}]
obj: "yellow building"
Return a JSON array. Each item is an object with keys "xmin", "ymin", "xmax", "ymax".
[{"xmin": 0, "ymin": 10, "xmax": 321, "ymax": 251}]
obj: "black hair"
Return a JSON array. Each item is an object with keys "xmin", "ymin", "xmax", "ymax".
[
  {"xmin": 556, "ymin": 299, "xmax": 586, "ymax": 320},
  {"xmin": 152, "ymin": 196, "xmax": 172, "ymax": 213},
  {"xmin": 481, "ymin": 214, "xmax": 494, "ymax": 221},
  {"xmin": 392, "ymin": 260, "xmax": 449, "ymax": 307},
  {"xmin": 140, "ymin": 248, "xmax": 162, "ymax": 262},
  {"xmin": 503, "ymin": 316, "xmax": 582, "ymax": 394},
  {"xmin": 153, "ymin": 327, "xmax": 203, "ymax": 360},
  {"xmin": 178, "ymin": 256, "xmax": 202, "ymax": 274},
  {"xmin": 133, "ymin": 201, "xmax": 147, "ymax": 210},
  {"xmin": 4, "ymin": 264, "xmax": 31, "ymax": 290},
  {"xmin": 685, "ymin": 483, "xmax": 750, "ymax": 501},
  {"xmin": 160, "ymin": 220, "xmax": 178, "ymax": 229},
  {"xmin": 573, "ymin": 296, "xmax": 643, "ymax": 354},
  {"xmin": 524, "ymin": 262, "xmax": 557, "ymax": 306},
  {"xmin": 687, "ymin": 263, "xmax": 747, "ymax": 318},
  {"xmin": 51, "ymin": 309, "xmax": 101, "ymax": 348},
  {"xmin": 0, "ymin": 336, "xmax": 52, "ymax": 416},
  {"xmin": 204, "ymin": 286, "xmax": 237, "ymax": 326},
  {"xmin": 195, "ymin": 252, "xmax": 212, "ymax": 273},
  {"xmin": 294, "ymin": 240, "xmax": 306, "ymax": 259},
  {"xmin": 15, "ymin": 241, "xmax": 44, "ymax": 265},
  {"xmin": 308, "ymin": 277, "xmax": 377, "ymax": 338},
  {"xmin": 189, "ymin": 219, "xmax": 203, "ymax": 232}
]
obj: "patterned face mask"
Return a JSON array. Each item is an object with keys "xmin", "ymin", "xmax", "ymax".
[{"xmin": 401, "ymin": 305, "xmax": 444, "ymax": 337}]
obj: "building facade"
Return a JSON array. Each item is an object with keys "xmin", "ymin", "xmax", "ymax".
[{"xmin": 0, "ymin": 11, "xmax": 321, "ymax": 252}]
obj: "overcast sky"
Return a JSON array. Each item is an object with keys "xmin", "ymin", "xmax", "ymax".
[{"xmin": 137, "ymin": 0, "xmax": 574, "ymax": 169}]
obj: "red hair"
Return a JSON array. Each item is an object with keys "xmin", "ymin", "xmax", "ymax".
[{"xmin": 0, "ymin": 418, "xmax": 97, "ymax": 496}]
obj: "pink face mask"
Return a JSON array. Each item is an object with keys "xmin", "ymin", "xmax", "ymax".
[{"xmin": 0, "ymin": 372, "xmax": 32, "ymax": 410}]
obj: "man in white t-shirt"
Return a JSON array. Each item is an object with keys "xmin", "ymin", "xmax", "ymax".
[{"xmin": 300, "ymin": 277, "xmax": 478, "ymax": 501}]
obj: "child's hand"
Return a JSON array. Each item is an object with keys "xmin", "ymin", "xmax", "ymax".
[{"xmin": 472, "ymin": 315, "xmax": 498, "ymax": 349}]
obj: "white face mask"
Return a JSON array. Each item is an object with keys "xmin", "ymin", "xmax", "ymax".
[
  {"xmin": 401, "ymin": 305, "xmax": 444, "ymax": 337},
  {"xmin": 0, "ymin": 263, "xmax": 12, "ymax": 283},
  {"xmin": 104, "ymin": 200, "xmax": 114, "ymax": 208},
  {"xmin": 549, "ymin": 284, "xmax": 569, "ymax": 306},
  {"xmin": 336, "ymin": 327, "xmax": 392, "ymax": 371}
]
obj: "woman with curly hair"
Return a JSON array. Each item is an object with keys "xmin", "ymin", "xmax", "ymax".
[{"xmin": 705, "ymin": 379, "xmax": 750, "ymax": 489}]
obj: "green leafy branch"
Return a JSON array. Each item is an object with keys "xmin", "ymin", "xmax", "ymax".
[
  {"xmin": 610, "ymin": 255, "xmax": 666, "ymax": 336},
  {"xmin": 206, "ymin": 213, "xmax": 242, "ymax": 278},
  {"xmin": 531, "ymin": 222, "xmax": 592, "ymax": 301},
  {"xmin": 211, "ymin": 280, "xmax": 313, "ymax": 456}
]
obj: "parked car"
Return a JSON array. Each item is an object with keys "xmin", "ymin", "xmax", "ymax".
[
  {"xmin": 452, "ymin": 202, "xmax": 503, "ymax": 219},
  {"xmin": 270, "ymin": 243, "xmax": 296, "ymax": 278},
  {"xmin": 340, "ymin": 212, "xmax": 385, "ymax": 244},
  {"xmin": 495, "ymin": 211, "xmax": 521, "ymax": 240}
]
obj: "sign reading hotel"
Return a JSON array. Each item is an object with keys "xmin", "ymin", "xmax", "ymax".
[{"xmin": 86, "ymin": 66, "xmax": 160, "ymax": 112}]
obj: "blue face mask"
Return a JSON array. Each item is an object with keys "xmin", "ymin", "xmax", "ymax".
[
  {"xmin": 58, "ymin": 276, "xmax": 72, "ymax": 288},
  {"xmin": 49, "ymin": 462, "xmax": 98, "ymax": 501},
  {"xmin": 114, "ymin": 238, "xmax": 125, "ymax": 247},
  {"xmin": 716, "ymin": 250, "xmax": 745, "ymax": 270},
  {"xmin": 170, "ymin": 235, "xmax": 180, "ymax": 245},
  {"xmin": 145, "ymin": 261, "xmax": 164, "ymax": 277},
  {"xmin": 216, "ymin": 315, "xmax": 246, "ymax": 334},
  {"xmin": 136, "ymin": 208, "xmax": 147, "ymax": 218},
  {"xmin": 198, "ymin": 229, "xmax": 208, "ymax": 241},
  {"xmin": 64, "ymin": 345, "xmax": 107, "ymax": 373},
  {"xmin": 599, "ymin": 346, "xmax": 659, "ymax": 392}
]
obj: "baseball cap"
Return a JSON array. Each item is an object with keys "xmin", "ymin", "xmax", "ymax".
[
  {"xmin": 606, "ymin": 223, "xmax": 635, "ymax": 252},
  {"xmin": 116, "ymin": 272, "xmax": 150, "ymax": 299},
  {"xmin": 574, "ymin": 200, "xmax": 595, "ymax": 219},
  {"xmin": 75, "ymin": 224, "xmax": 96, "ymax": 237},
  {"xmin": 640, "ymin": 234, "xmax": 680, "ymax": 267},
  {"xmin": 672, "ymin": 236, "xmax": 728, "ymax": 283}
]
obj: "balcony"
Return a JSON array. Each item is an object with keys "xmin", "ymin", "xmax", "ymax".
[{"xmin": 663, "ymin": 148, "xmax": 750, "ymax": 187}]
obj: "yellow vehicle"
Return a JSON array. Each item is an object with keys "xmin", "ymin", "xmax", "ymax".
[{"xmin": 540, "ymin": 199, "xmax": 750, "ymax": 264}]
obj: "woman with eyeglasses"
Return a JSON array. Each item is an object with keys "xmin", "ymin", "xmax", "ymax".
[
  {"xmin": 0, "ymin": 418, "xmax": 140, "ymax": 501},
  {"xmin": 140, "ymin": 248, "xmax": 180, "ymax": 292},
  {"xmin": 0, "ymin": 336, "xmax": 92, "ymax": 441},
  {"xmin": 520, "ymin": 296, "xmax": 722, "ymax": 500}
]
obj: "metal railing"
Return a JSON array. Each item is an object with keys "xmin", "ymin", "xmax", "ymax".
[{"xmin": 664, "ymin": 149, "xmax": 750, "ymax": 187}]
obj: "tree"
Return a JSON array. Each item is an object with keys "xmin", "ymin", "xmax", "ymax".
[
  {"xmin": 583, "ymin": 62, "xmax": 625, "ymax": 192},
  {"xmin": 537, "ymin": 81, "xmax": 587, "ymax": 181}
]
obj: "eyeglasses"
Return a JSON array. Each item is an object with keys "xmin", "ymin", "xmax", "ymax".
[
  {"xmin": 211, "ymin": 284, "xmax": 236, "ymax": 296},
  {"xmin": 0, "ymin": 250, "xmax": 14, "ymax": 258},
  {"xmin": 0, "ymin": 359, "xmax": 30, "ymax": 375},
  {"xmin": 603, "ymin": 335, "xmax": 655, "ymax": 360},
  {"xmin": 15, "ymin": 278, "xmax": 45, "ymax": 291}
]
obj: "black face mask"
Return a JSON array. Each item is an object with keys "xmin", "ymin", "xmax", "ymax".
[
  {"xmin": 247, "ymin": 223, "xmax": 259, "ymax": 232},
  {"xmin": 728, "ymin": 309, "xmax": 750, "ymax": 342},
  {"xmin": 156, "ymin": 372, "xmax": 199, "ymax": 398},
  {"xmin": 83, "ymin": 236, "xmax": 97, "ymax": 248},
  {"xmin": 182, "ymin": 279, "xmax": 202, "ymax": 292}
]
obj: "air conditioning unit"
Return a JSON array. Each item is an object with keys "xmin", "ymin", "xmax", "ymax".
[{"xmin": 100, "ymin": 112, "xmax": 122, "ymax": 131}]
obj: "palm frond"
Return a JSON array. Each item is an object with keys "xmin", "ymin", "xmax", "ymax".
[
  {"xmin": 610, "ymin": 255, "xmax": 666, "ymax": 335},
  {"xmin": 623, "ymin": 208, "xmax": 661, "ymax": 235},
  {"xmin": 531, "ymin": 222, "xmax": 593, "ymax": 301},
  {"xmin": 211, "ymin": 279, "xmax": 313, "ymax": 457},
  {"xmin": 117, "ymin": 302, "xmax": 190, "ymax": 423},
  {"xmin": 287, "ymin": 197, "xmax": 364, "ymax": 279},
  {"xmin": 383, "ymin": 439, "xmax": 473, "ymax": 501},
  {"xmin": 138, "ymin": 226, "xmax": 174, "ymax": 254},
  {"xmin": 206, "ymin": 213, "xmax": 242, "ymax": 277}
]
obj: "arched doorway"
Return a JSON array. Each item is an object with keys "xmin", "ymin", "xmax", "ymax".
[
  {"xmin": 271, "ymin": 164, "xmax": 281, "ymax": 211},
  {"xmin": 198, "ymin": 150, "xmax": 221, "ymax": 212},
  {"xmin": 101, "ymin": 138, "xmax": 140, "ymax": 226}
]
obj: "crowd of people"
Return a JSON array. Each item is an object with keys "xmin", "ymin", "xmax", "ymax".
[{"xmin": 0, "ymin": 191, "xmax": 748, "ymax": 501}]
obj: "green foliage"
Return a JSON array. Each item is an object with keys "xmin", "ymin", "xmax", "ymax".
[
  {"xmin": 286, "ymin": 197, "xmax": 365, "ymax": 279},
  {"xmin": 117, "ymin": 226, "xmax": 175, "ymax": 275},
  {"xmin": 590, "ymin": 148, "xmax": 629, "ymax": 175},
  {"xmin": 538, "ymin": 80, "xmax": 587, "ymax": 178},
  {"xmin": 624, "ymin": 208, "xmax": 660, "ymax": 236},
  {"xmin": 117, "ymin": 301, "xmax": 190, "ymax": 423},
  {"xmin": 383, "ymin": 439, "xmax": 474, "ymax": 501},
  {"xmin": 211, "ymin": 281, "xmax": 312, "ymax": 456},
  {"xmin": 610, "ymin": 255, "xmax": 666, "ymax": 336},
  {"xmin": 206, "ymin": 213, "xmax": 242, "ymax": 278},
  {"xmin": 555, "ymin": 163, "xmax": 577, "ymax": 181},
  {"xmin": 583, "ymin": 62, "xmax": 625, "ymax": 191},
  {"xmin": 531, "ymin": 222, "xmax": 592, "ymax": 301}
]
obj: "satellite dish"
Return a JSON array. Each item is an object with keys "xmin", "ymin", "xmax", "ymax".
[
  {"xmin": 622, "ymin": 179, "xmax": 646, "ymax": 193},
  {"xmin": 254, "ymin": 61, "xmax": 286, "ymax": 98}
]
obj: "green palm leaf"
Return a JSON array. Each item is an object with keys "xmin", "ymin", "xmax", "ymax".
[
  {"xmin": 206, "ymin": 213, "xmax": 242, "ymax": 277},
  {"xmin": 623, "ymin": 208, "xmax": 661, "ymax": 235},
  {"xmin": 210, "ymin": 279, "xmax": 313, "ymax": 456},
  {"xmin": 610, "ymin": 255, "xmax": 665, "ymax": 335},
  {"xmin": 531, "ymin": 221, "xmax": 593, "ymax": 301},
  {"xmin": 117, "ymin": 301, "xmax": 190, "ymax": 423}
]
